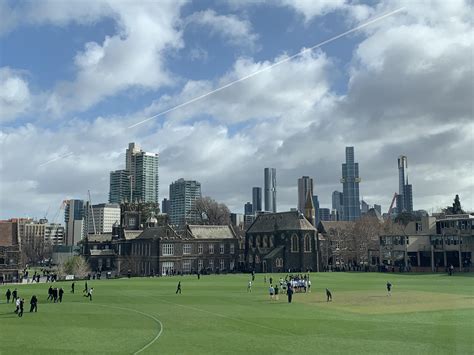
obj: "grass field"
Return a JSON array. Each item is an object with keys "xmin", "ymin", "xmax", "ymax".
[{"xmin": 0, "ymin": 273, "xmax": 473, "ymax": 354}]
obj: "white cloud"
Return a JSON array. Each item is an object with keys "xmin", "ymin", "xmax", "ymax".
[
  {"xmin": 185, "ymin": 9, "xmax": 258, "ymax": 48},
  {"xmin": 279, "ymin": 0, "xmax": 347, "ymax": 22},
  {"xmin": 0, "ymin": 67, "xmax": 32, "ymax": 122}
]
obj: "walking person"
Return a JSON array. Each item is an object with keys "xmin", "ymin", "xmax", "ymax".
[
  {"xmin": 247, "ymin": 280, "xmax": 252, "ymax": 292},
  {"xmin": 58, "ymin": 288, "xmax": 64, "ymax": 303},
  {"xmin": 12, "ymin": 288, "xmax": 17, "ymax": 301},
  {"xmin": 53, "ymin": 288, "xmax": 58, "ymax": 303},
  {"xmin": 326, "ymin": 288, "xmax": 332, "ymax": 302},
  {"xmin": 83, "ymin": 287, "xmax": 93, "ymax": 301},
  {"xmin": 287, "ymin": 286, "xmax": 294, "ymax": 303},
  {"xmin": 47, "ymin": 286, "xmax": 53, "ymax": 301},
  {"xmin": 14, "ymin": 297, "xmax": 20, "ymax": 314},
  {"xmin": 269, "ymin": 285, "xmax": 275, "ymax": 301},
  {"xmin": 176, "ymin": 281, "xmax": 182, "ymax": 294},
  {"xmin": 71, "ymin": 282, "xmax": 75, "ymax": 293},
  {"xmin": 274, "ymin": 284, "xmax": 279, "ymax": 300},
  {"xmin": 6, "ymin": 288, "xmax": 11, "ymax": 303},
  {"xmin": 386, "ymin": 281, "xmax": 392, "ymax": 296},
  {"xmin": 29, "ymin": 295, "xmax": 38, "ymax": 312},
  {"xmin": 18, "ymin": 298, "xmax": 24, "ymax": 317},
  {"xmin": 83, "ymin": 281, "xmax": 88, "ymax": 293}
]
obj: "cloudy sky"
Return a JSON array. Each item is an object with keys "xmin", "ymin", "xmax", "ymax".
[{"xmin": 0, "ymin": 0, "xmax": 472, "ymax": 221}]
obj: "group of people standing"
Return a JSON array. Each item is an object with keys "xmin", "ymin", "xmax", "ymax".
[
  {"xmin": 4, "ymin": 288, "xmax": 38, "ymax": 317},
  {"xmin": 47, "ymin": 286, "xmax": 65, "ymax": 303}
]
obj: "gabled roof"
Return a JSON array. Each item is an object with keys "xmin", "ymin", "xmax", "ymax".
[
  {"xmin": 318, "ymin": 221, "xmax": 353, "ymax": 234},
  {"xmin": 123, "ymin": 230, "xmax": 143, "ymax": 240},
  {"xmin": 247, "ymin": 211, "xmax": 316, "ymax": 234},
  {"xmin": 263, "ymin": 245, "xmax": 284, "ymax": 260},
  {"xmin": 136, "ymin": 226, "xmax": 181, "ymax": 240},
  {"xmin": 187, "ymin": 225, "xmax": 237, "ymax": 239},
  {"xmin": 86, "ymin": 233, "xmax": 112, "ymax": 242}
]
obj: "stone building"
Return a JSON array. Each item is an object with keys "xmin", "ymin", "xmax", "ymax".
[{"xmin": 0, "ymin": 220, "xmax": 21, "ymax": 282}]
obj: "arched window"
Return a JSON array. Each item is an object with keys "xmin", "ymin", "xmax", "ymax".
[
  {"xmin": 275, "ymin": 258, "xmax": 283, "ymax": 267},
  {"xmin": 255, "ymin": 255, "xmax": 260, "ymax": 263},
  {"xmin": 248, "ymin": 255, "xmax": 253, "ymax": 263},
  {"xmin": 304, "ymin": 234, "xmax": 311, "ymax": 252},
  {"xmin": 262, "ymin": 235, "xmax": 268, "ymax": 248},
  {"xmin": 291, "ymin": 234, "xmax": 299, "ymax": 252},
  {"xmin": 270, "ymin": 235, "xmax": 275, "ymax": 247},
  {"xmin": 248, "ymin": 236, "xmax": 253, "ymax": 248},
  {"xmin": 256, "ymin": 235, "xmax": 261, "ymax": 248}
]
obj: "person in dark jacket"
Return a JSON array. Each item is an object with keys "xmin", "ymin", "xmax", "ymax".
[
  {"xmin": 176, "ymin": 281, "xmax": 182, "ymax": 294},
  {"xmin": 47, "ymin": 286, "xmax": 53, "ymax": 301},
  {"xmin": 71, "ymin": 282, "xmax": 75, "ymax": 293},
  {"xmin": 30, "ymin": 295, "xmax": 38, "ymax": 312},
  {"xmin": 287, "ymin": 286, "xmax": 294, "ymax": 303},
  {"xmin": 58, "ymin": 288, "xmax": 64, "ymax": 303},
  {"xmin": 326, "ymin": 288, "xmax": 332, "ymax": 302},
  {"xmin": 6, "ymin": 288, "xmax": 11, "ymax": 303},
  {"xmin": 18, "ymin": 298, "xmax": 24, "ymax": 317},
  {"xmin": 12, "ymin": 288, "xmax": 17, "ymax": 301}
]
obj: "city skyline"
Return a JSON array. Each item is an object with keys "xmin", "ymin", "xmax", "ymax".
[{"xmin": 1, "ymin": 1, "xmax": 472, "ymax": 219}]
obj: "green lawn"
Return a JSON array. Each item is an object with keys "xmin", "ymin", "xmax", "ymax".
[{"xmin": 0, "ymin": 273, "xmax": 473, "ymax": 354}]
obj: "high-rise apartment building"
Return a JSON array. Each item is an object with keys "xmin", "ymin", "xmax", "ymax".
[
  {"xmin": 84, "ymin": 203, "xmax": 120, "ymax": 234},
  {"xmin": 244, "ymin": 202, "xmax": 253, "ymax": 216},
  {"xmin": 341, "ymin": 147, "xmax": 361, "ymax": 221},
  {"xmin": 169, "ymin": 178, "xmax": 202, "ymax": 227},
  {"xmin": 397, "ymin": 155, "xmax": 413, "ymax": 213},
  {"xmin": 161, "ymin": 198, "xmax": 171, "ymax": 214},
  {"xmin": 64, "ymin": 199, "xmax": 85, "ymax": 245},
  {"xmin": 109, "ymin": 169, "xmax": 131, "ymax": 204},
  {"xmin": 252, "ymin": 187, "xmax": 262, "ymax": 214},
  {"xmin": 318, "ymin": 208, "xmax": 331, "ymax": 222},
  {"xmin": 297, "ymin": 176, "xmax": 314, "ymax": 213},
  {"xmin": 110, "ymin": 142, "xmax": 159, "ymax": 204},
  {"xmin": 264, "ymin": 168, "xmax": 277, "ymax": 212},
  {"xmin": 331, "ymin": 191, "xmax": 344, "ymax": 221}
]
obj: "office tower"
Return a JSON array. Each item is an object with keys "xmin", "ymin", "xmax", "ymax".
[
  {"xmin": 230, "ymin": 213, "xmax": 244, "ymax": 228},
  {"xmin": 264, "ymin": 168, "xmax": 277, "ymax": 212},
  {"xmin": 341, "ymin": 146, "xmax": 361, "ymax": 221},
  {"xmin": 332, "ymin": 191, "xmax": 344, "ymax": 220},
  {"xmin": 110, "ymin": 142, "xmax": 159, "ymax": 205},
  {"xmin": 109, "ymin": 169, "xmax": 131, "ymax": 203},
  {"xmin": 312, "ymin": 195, "xmax": 320, "ymax": 225},
  {"xmin": 244, "ymin": 202, "xmax": 253, "ymax": 216},
  {"xmin": 252, "ymin": 187, "xmax": 262, "ymax": 214},
  {"xmin": 397, "ymin": 155, "xmax": 414, "ymax": 213},
  {"xmin": 361, "ymin": 200, "xmax": 370, "ymax": 214},
  {"xmin": 374, "ymin": 204, "xmax": 382, "ymax": 215},
  {"xmin": 64, "ymin": 199, "xmax": 84, "ymax": 245},
  {"xmin": 161, "ymin": 198, "xmax": 171, "ymax": 214},
  {"xmin": 84, "ymin": 203, "xmax": 120, "ymax": 234},
  {"xmin": 297, "ymin": 176, "xmax": 314, "ymax": 213},
  {"xmin": 169, "ymin": 178, "xmax": 202, "ymax": 227},
  {"xmin": 318, "ymin": 208, "xmax": 331, "ymax": 221}
]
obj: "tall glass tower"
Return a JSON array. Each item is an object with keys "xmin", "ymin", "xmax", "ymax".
[
  {"xmin": 252, "ymin": 187, "xmax": 262, "ymax": 214},
  {"xmin": 264, "ymin": 168, "xmax": 277, "ymax": 212},
  {"xmin": 397, "ymin": 155, "xmax": 413, "ymax": 213},
  {"xmin": 169, "ymin": 178, "xmax": 202, "ymax": 227},
  {"xmin": 341, "ymin": 147, "xmax": 361, "ymax": 221}
]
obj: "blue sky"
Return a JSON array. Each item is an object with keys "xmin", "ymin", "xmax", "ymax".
[{"xmin": 0, "ymin": 0, "xmax": 472, "ymax": 220}]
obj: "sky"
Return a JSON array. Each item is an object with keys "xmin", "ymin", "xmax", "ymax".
[{"xmin": 0, "ymin": 0, "xmax": 472, "ymax": 222}]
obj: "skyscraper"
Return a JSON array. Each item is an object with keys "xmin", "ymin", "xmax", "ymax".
[
  {"xmin": 264, "ymin": 168, "xmax": 277, "ymax": 212},
  {"xmin": 361, "ymin": 200, "xmax": 370, "ymax": 214},
  {"xmin": 297, "ymin": 176, "xmax": 314, "ymax": 213},
  {"xmin": 161, "ymin": 198, "xmax": 171, "ymax": 214},
  {"xmin": 252, "ymin": 187, "xmax": 262, "ymax": 214},
  {"xmin": 244, "ymin": 202, "xmax": 253, "ymax": 216},
  {"xmin": 84, "ymin": 203, "xmax": 120, "ymax": 234},
  {"xmin": 169, "ymin": 178, "xmax": 202, "ymax": 227},
  {"xmin": 109, "ymin": 169, "xmax": 131, "ymax": 203},
  {"xmin": 341, "ymin": 146, "xmax": 361, "ymax": 221},
  {"xmin": 110, "ymin": 142, "xmax": 159, "ymax": 205},
  {"xmin": 331, "ymin": 191, "xmax": 344, "ymax": 220},
  {"xmin": 64, "ymin": 199, "xmax": 84, "ymax": 245},
  {"xmin": 397, "ymin": 155, "xmax": 414, "ymax": 213},
  {"xmin": 318, "ymin": 208, "xmax": 331, "ymax": 221},
  {"xmin": 312, "ymin": 195, "xmax": 320, "ymax": 225}
]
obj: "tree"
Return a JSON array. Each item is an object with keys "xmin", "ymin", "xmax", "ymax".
[
  {"xmin": 60, "ymin": 256, "xmax": 91, "ymax": 279},
  {"xmin": 352, "ymin": 215, "xmax": 383, "ymax": 265},
  {"xmin": 193, "ymin": 197, "xmax": 231, "ymax": 225},
  {"xmin": 21, "ymin": 238, "xmax": 53, "ymax": 265}
]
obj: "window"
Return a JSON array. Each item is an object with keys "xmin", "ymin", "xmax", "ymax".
[
  {"xmin": 220, "ymin": 259, "xmax": 225, "ymax": 270},
  {"xmin": 256, "ymin": 235, "xmax": 261, "ymax": 247},
  {"xmin": 255, "ymin": 255, "xmax": 260, "ymax": 263},
  {"xmin": 183, "ymin": 244, "xmax": 192, "ymax": 255},
  {"xmin": 262, "ymin": 235, "xmax": 268, "ymax": 247},
  {"xmin": 209, "ymin": 259, "xmax": 214, "ymax": 270},
  {"xmin": 198, "ymin": 244, "xmax": 203, "ymax": 254},
  {"xmin": 162, "ymin": 243, "xmax": 174, "ymax": 256},
  {"xmin": 198, "ymin": 259, "xmax": 203, "ymax": 271},
  {"xmin": 230, "ymin": 244, "xmax": 235, "ymax": 254},
  {"xmin": 209, "ymin": 244, "xmax": 214, "ymax": 254},
  {"xmin": 275, "ymin": 258, "xmax": 283, "ymax": 267},
  {"xmin": 230, "ymin": 260, "xmax": 235, "ymax": 270},
  {"xmin": 183, "ymin": 260, "xmax": 191, "ymax": 273},
  {"xmin": 304, "ymin": 234, "xmax": 311, "ymax": 252},
  {"xmin": 220, "ymin": 243, "xmax": 225, "ymax": 254},
  {"xmin": 291, "ymin": 234, "xmax": 299, "ymax": 252},
  {"xmin": 106, "ymin": 258, "xmax": 111, "ymax": 268}
]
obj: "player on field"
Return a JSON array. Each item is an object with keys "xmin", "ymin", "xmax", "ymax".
[
  {"xmin": 326, "ymin": 288, "xmax": 332, "ymax": 302},
  {"xmin": 386, "ymin": 281, "xmax": 392, "ymax": 296}
]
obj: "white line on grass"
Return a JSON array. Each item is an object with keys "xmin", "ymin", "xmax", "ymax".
[
  {"xmin": 159, "ymin": 298, "xmax": 296, "ymax": 336},
  {"xmin": 79, "ymin": 303, "xmax": 163, "ymax": 354}
]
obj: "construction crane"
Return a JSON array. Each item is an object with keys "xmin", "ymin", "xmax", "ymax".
[{"xmin": 387, "ymin": 193, "xmax": 398, "ymax": 216}]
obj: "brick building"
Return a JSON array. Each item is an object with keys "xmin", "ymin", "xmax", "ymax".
[{"xmin": 0, "ymin": 220, "xmax": 21, "ymax": 282}]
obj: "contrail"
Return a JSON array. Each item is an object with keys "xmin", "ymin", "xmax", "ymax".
[
  {"xmin": 128, "ymin": 7, "xmax": 405, "ymax": 129},
  {"xmin": 39, "ymin": 152, "xmax": 73, "ymax": 167}
]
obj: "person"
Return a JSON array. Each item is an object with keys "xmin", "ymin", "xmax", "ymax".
[
  {"xmin": 12, "ymin": 288, "xmax": 17, "ymax": 301},
  {"xmin": 71, "ymin": 282, "xmax": 75, "ymax": 293},
  {"xmin": 197, "ymin": 272, "xmax": 200, "ymax": 280},
  {"xmin": 14, "ymin": 297, "xmax": 21, "ymax": 314},
  {"xmin": 326, "ymin": 288, "xmax": 332, "ymax": 302},
  {"xmin": 269, "ymin": 277, "xmax": 273, "ymax": 285},
  {"xmin": 386, "ymin": 281, "xmax": 392, "ymax": 296},
  {"xmin": 18, "ymin": 298, "xmax": 24, "ymax": 317},
  {"xmin": 264, "ymin": 275, "xmax": 267, "ymax": 283},
  {"xmin": 30, "ymin": 295, "xmax": 38, "ymax": 312},
  {"xmin": 287, "ymin": 286, "xmax": 294, "ymax": 303},
  {"xmin": 449, "ymin": 264, "xmax": 454, "ymax": 276},
  {"xmin": 53, "ymin": 287, "xmax": 58, "ymax": 303},
  {"xmin": 247, "ymin": 280, "xmax": 252, "ymax": 292},
  {"xmin": 274, "ymin": 284, "xmax": 279, "ymax": 300},
  {"xmin": 251, "ymin": 271, "xmax": 255, "ymax": 281},
  {"xmin": 176, "ymin": 281, "xmax": 181, "ymax": 294},
  {"xmin": 6, "ymin": 288, "xmax": 11, "ymax": 303},
  {"xmin": 308, "ymin": 280, "xmax": 312, "ymax": 293},
  {"xmin": 269, "ymin": 285, "xmax": 275, "ymax": 301},
  {"xmin": 84, "ymin": 287, "xmax": 93, "ymax": 301},
  {"xmin": 83, "ymin": 281, "xmax": 88, "ymax": 293},
  {"xmin": 47, "ymin": 286, "xmax": 53, "ymax": 301},
  {"xmin": 58, "ymin": 288, "xmax": 64, "ymax": 303}
]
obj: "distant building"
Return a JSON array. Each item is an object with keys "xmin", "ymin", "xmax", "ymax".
[
  {"xmin": 65, "ymin": 199, "xmax": 85, "ymax": 245},
  {"xmin": 313, "ymin": 195, "xmax": 320, "ymax": 225},
  {"xmin": 161, "ymin": 198, "xmax": 171, "ymax": 214},
  {"xmin": 374, "ymin": 204, "xmax": 382, "ymax": 215},
  {"xmin": 0, "ymin": 220, "xmax": 21, "ymax": 282},
  {"xmin": 397, "ymin": 155, "xmax": 414, "ymax": 213},
  {"xmin": 341, "ymin": 147, "xmax": 361, "ymax": 221},
  {"xmin": 297, "ymin": 176, "xmax": 313, "ymax": 212},
  {"xmin": 361, "ymin": 200, "xmax": 370, "ymax": 214},
  {"xmin": 332, "ymin": 191, "xmax": 344, "ymax": 220},
  {"xmin": 230, "ymin": 213, "xmax": 244, "ymax": 229},
  {"xmin": 252, "ymin": 187, "xmax": 262, "ymax": 214},
  {"xmin": 84, "ymin": 203, "xmax": 121, "ymax": 234},
  {"xmin": 244, "ymin": 202, "xmax": 253, "ymax": 216},
  {"xmin": 264, "ymin": 168, "xmax": 277, "ymax": 212},
  {"xmin": 44, "ymin": 223, "xmax": 65, "ymax": 245},
  {"xmin": 109, "ymin": 169, "xmax": 131, "ymax": 204},
  {"xmin": 319, "ymin": 208, "xmax": 331, "ymax": 222},
  {"xmin": 169, "ymin": 178, "xmax": 202, "ymax": 227}
]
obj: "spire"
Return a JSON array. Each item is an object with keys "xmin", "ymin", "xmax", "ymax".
[{"xmin": 304, "ymin": 190, "xmax": 315, "ymax": 226}]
